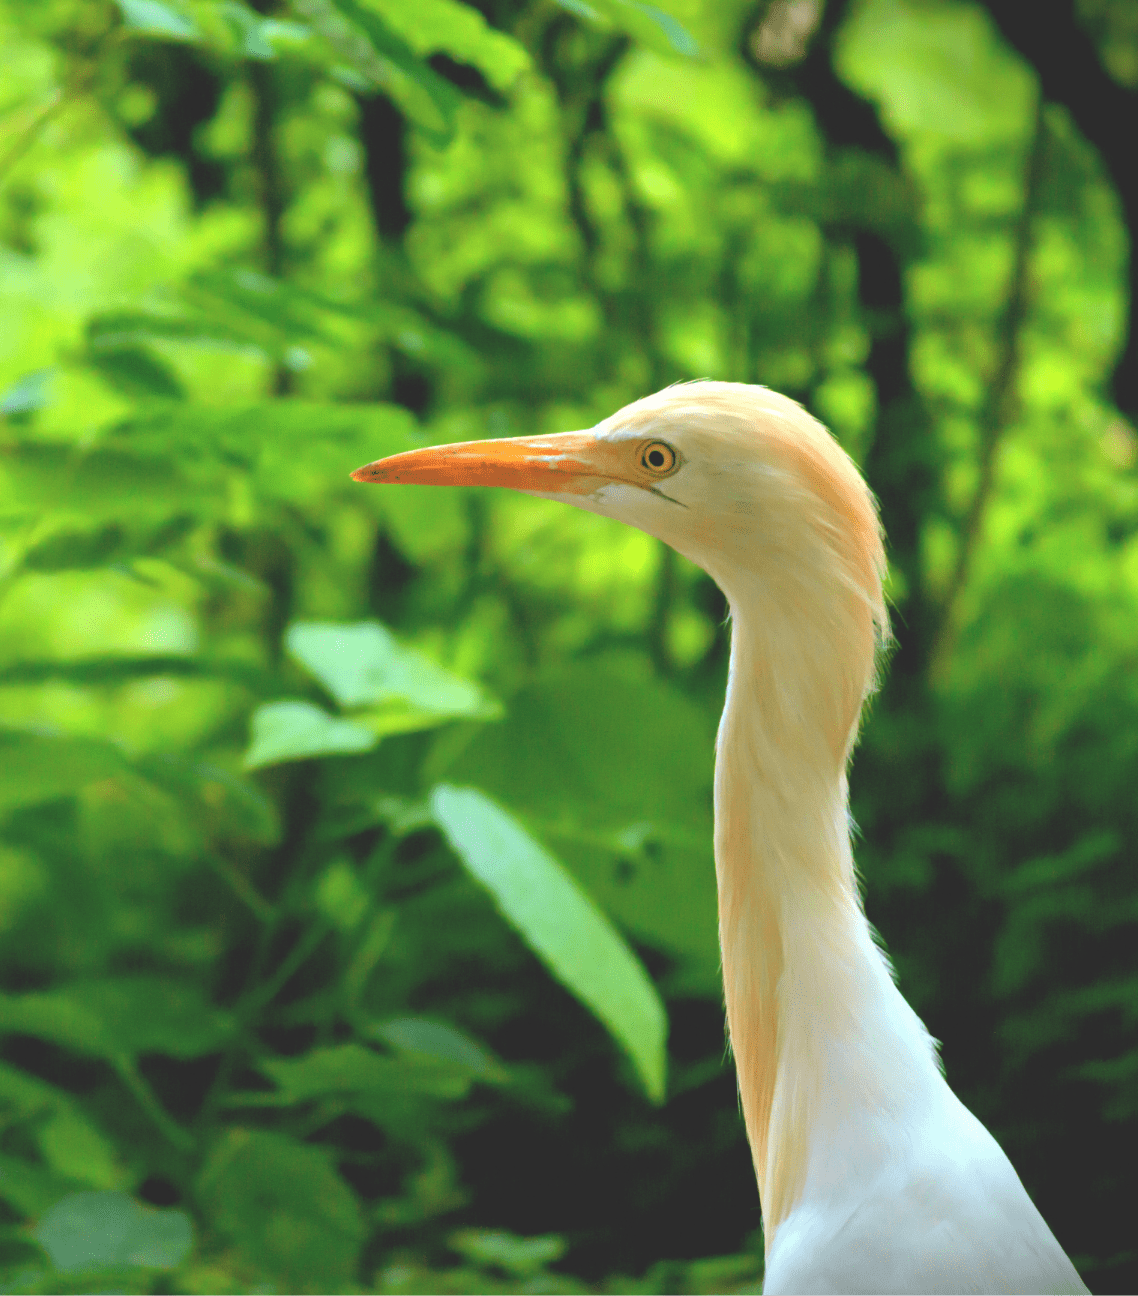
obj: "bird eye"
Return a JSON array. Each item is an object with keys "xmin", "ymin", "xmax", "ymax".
[{"xmin": 640, "ymin": 441, "xmax": 678, "ymax": 475}]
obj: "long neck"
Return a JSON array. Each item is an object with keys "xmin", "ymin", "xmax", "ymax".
[{"xmin": 715, "ymin": 590, "xmax": 944, "ymax": 1253}]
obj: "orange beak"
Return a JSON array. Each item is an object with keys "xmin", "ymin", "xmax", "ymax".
[{"xmin": 351, "ymin": 431, "xmax": 626, "ymax": 497}]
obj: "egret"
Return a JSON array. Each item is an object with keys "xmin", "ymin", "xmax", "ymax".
[{"xmin": 352, "ymin": 382, "xmax": 1088, "ymax": 1295}]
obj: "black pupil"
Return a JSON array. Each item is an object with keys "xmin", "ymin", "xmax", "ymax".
[{"xmin": 647, "ymin": 448, "xmax": 666, "ymax": 467}]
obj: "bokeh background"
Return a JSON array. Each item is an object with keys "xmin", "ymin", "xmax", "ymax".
[{"xmin": 0, "ymin": 0, "xmax": 1135, "ymax": 1291}]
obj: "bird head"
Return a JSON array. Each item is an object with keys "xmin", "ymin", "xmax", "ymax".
[
  {"xmin": 355, "ymin": 381, "xmax": 890, "ymax": 767},
  {"xmin": 353, "ymin": 382, "xmax": 886, "ymax": 644}
]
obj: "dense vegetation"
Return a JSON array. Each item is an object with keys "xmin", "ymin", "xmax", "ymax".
[{"xmin": 0, "ymin": 0, "xmax": 1135, "ymax": 1290}]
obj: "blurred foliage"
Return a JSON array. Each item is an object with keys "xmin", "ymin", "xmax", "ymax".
[{"xmin": 0, "ymin": 0, "xmax": 1134, "ymax": 1290}]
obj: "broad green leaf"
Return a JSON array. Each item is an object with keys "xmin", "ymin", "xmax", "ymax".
[
  {"xmin": 432, "ymin": 662, "xmax": 719, "ymax": 987},
  {"xmin": 197, "ymin": 1128, "xmax": 363, "ymax": 1291},
  {"xmin": 553, "ymin": 0, "xmax": 698, "ymax": 56},
  {"xmin": 115, "ymin": 0, "xmax": 198, "ymax": 40},
  {"xmin": 0, "ymin": 731, "xmax": 126, "ymax": 812},
  {"xmin": 285, "ymin": 620, "xmax": 500, "ymax": 724},
  {"xmin": 33, "ymin": 1191, "xmax": 192, "ymax": 1272},
  {"xmin": 430, "ymin": 785, "xmax": 667, "ymax": 1102},
  {"xmin": 260, "ymin": 1042, "xmax": 472, "ymax": 1102},
  {"xmin": 243, "ymin": 700, "xmax": 377, "ymax": 770}
]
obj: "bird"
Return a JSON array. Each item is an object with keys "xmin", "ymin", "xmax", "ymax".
[{"xmin": 351, "ymin": 381, "xmax": 1089, "ymax": 1295}]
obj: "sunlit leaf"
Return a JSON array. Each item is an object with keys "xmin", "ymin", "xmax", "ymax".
[
  {"xmin": 114, "ymin": 0, "xmax": 198, "ymax": 41},
  {"xmin": 300, "ymin": 0, "xmax": 462, "ymax": 145},
  {"xmin": 243, "ymin": 700, "xmax": 378, "ymax": 770},
  {"xmin": 285, "ymin": 620, "xmax": 500, "ymax": 723},
  {"xmin": 362, "ymin": 0, "xmax": 531, "ymax": 93},
  {"xmin": 0, "ymin": 369, "xmax": 53, "ymax": 416},
  {"xmin": 33, "ymin": 1191, "xmax": 193, "ymax": 1272},
  {"xmin": 430, "ymin": 785, "xmax": 667, "ymax": 1102}
]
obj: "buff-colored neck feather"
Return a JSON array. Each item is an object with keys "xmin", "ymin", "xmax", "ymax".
[{"xmin": 701, "ymin": 404, "xmax": 940, "ymax": 1256}]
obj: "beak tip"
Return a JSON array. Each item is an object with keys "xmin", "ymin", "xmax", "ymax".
[{"xmin": 351, "ymin": 465, "xmax": 377, "ymax": 483}]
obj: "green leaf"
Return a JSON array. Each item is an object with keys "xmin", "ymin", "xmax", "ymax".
[
  {"xmin": 360, "ymin": 0, "xmax": 531, "ymax": 93},
  {"xmin": 432, "ymin": 662, "xmax": 719, "ymax": 988},
  {"xmin": 0, "ymin": 1061, "xmax": 75, "ymax": 1119},
  {"xmin": 86, "ymin": 308, "xmax": 264, "ymax": 356},
  {"xmin": 184, "ymin": 268, "xmax": 341, "ymax": 347},
  {"xmin": 370, "ymin": 1017, "xmax": 510, "ymax": 1083},
  {"xmin": 109, "ymin": 401, "xmax": 418, "ymax": 505},
  {"xmin": 0, "ymin": 1155, "xmax": 78, "ymax": 1218},
  {"xmin": 0, "ymin": 369, "xmax": 53, "ymax": 416},
  {"xmin": 301, "ymin": 0, "xmax": 463, "ymax": 145},
  {"xmin": 65, "ymin": 977, "xmax": 235, "ymax": 1060},
  {"xmin": 0, "ymin": 656, "xmax": 270, "ymax": 691},
  {"xmin": 342, "ymin": 909, "xmax": 397, "ymax": 1001},
  {"xmin": 430, "ymin": 785, "xmax": 667, "ymax": 1102},
  {"xmin": 114, "ymin": 0, "xmax": 198, "ymax": 40},
  {"xmin": 37, "ymin": 1108, "xmax": 122, "ymax": 1190},
  {"xmin": 197, "ymin": 1129, "xmax": 363, "ymax": 1291},
  {"xmin": 134, "ymin": 755, "xmax": 281, "ymax": 845},
  {"xmin": 87, "ymin": 346, "xmax": 185, "ymax": 400},
  {"xmin": 0, "ymin": 445, "xmax": 199, "ymax": 521},
  {"xmin": 449, "ymin": 1228, "xmax": 565, "ymax": 1277},
  {"xmin": 0, "ymin": 979, "xmax": 234, "ymax": 1063},
  {"xmin": 0, "ymin": 731, "xmax": 126, "ymax": 813},
  {"xmin": 552, "ymin": 0, "xmax": 698, "ymax": 56},
  {"xmin": 286, "ymin": 620, "xmax": 500, "ymax": 723},
  {"xmin": 243, "ymin": 700, "xmax": 378, "ymax": 770},
  {"xmin": 260, "ymin": 1042, "xmax": 472, "ymax": 1102},
  {"xmin": 33, "ymin": 1191, "xmax": 192, "ymax": 1272},
  {"xmin": 313, "ymin": 859, "xmax": 370, "ymax": 931}
]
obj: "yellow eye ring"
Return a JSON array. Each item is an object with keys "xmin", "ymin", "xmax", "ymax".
[{"xmin": 640, "ymin": 441, "xmax": 678, "ymax": 476}]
